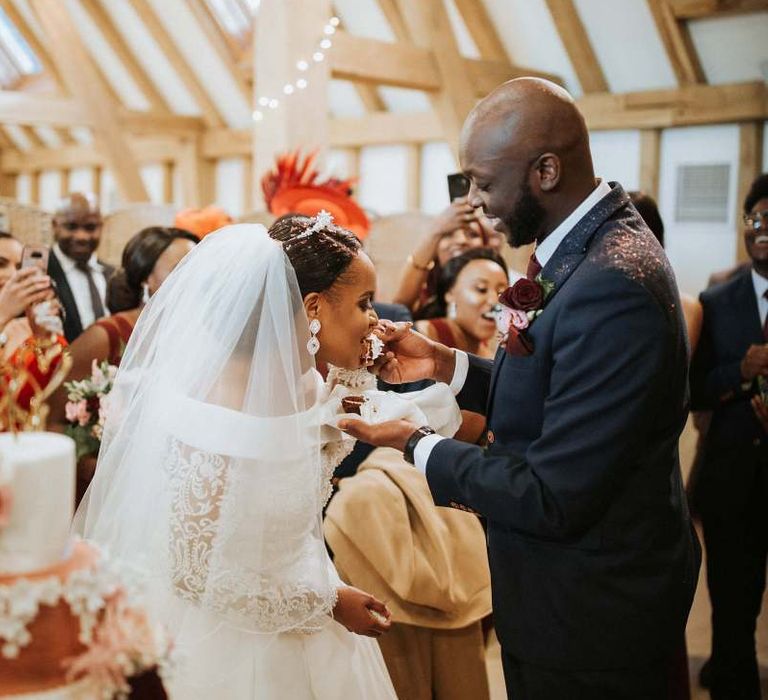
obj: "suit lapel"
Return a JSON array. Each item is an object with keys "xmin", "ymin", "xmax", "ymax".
[
  {"xmin": 540, "ymin": 184, "xmax": 632, "ymax": 308},
  {"xmin": 48, "ymin": 250, "xmax": 83, "ymax": 338}
]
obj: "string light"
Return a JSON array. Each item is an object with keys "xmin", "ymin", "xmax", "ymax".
[{"xmin": 252, "ymin": 15, "xmax": 339, "ymax": 123}]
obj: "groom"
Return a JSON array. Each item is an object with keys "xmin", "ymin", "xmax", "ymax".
[{"xmin": 341, "ymin": 78, "xmax": 700, "ymax": 698}]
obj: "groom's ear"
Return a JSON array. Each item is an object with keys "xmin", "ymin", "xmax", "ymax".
[{"xmin": 303, "ymin": 292, "xmax": 322, "ymax": 321}]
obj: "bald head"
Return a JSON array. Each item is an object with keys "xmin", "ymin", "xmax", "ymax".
[
  {"xmin": 53, "ymin": 192, "xmax": 103, "ymax": 263},
  {"xmin": 460, "ymin": 78, "xmax": 597, "ymax": 248}
]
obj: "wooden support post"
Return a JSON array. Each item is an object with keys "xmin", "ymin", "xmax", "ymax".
[
  {"xmin": 736, "ymin": 121, "xmax": 764, "ymax": 263},
  {"xmin": 163, "ymin": 161, "xmax": 174, "ymax": 204},
  {"xmin": 91, "ymin": 166, "xmax": 102, "ymax": 201},
  {"xmin": 639, "ymin": 129, "xmax": 662, "ymax": 200},
  {"xmin": 178, "ymin": 137, "xmax": 215, "ymax": 208},
  {"xmin": 253, "ymin": 0, "xmax": 331, "ymax": 202},
  {"xmin": 30, "ymin": 171, "xmax": 40, "ymax": 205},
  {"xmin": 60, "ymin": 168, "xmax": 71, "ymax": 198},
  {"xmin": 30, "ymin": 0, "xmax": 149, "ymax": 202},
  {"xmin": 405, "ymin": 144, "xmax": 421, "ymax": 211}
]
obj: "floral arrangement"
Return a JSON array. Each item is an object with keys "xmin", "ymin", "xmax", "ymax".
[
  {"xmin": 64, "ymin": 360, "xmax": 117, "ymax": 460},
  {"xmin": 496, "ymin": 275, "xmax": 554, "ymax": 356}
]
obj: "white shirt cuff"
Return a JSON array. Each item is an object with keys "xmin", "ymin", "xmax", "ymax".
[
  {"xmin": 413, "ymin": 433, "xmax": 446, "ymax": 475},
  {"xmin": 449, "ymin": 350, "xmax": 469, "ymax": 395}
]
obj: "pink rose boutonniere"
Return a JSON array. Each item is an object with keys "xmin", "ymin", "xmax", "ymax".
[{"xmin": 497, "ymin": 275, "xmax": 554, "ymax": 356}]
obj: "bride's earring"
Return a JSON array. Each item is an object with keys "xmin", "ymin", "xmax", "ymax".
[
  {"xmin": 142, "ymin": 284, "xmax": 151, "ymax": 305},
  {"xmin": 447, "ymin": 301, "xmax": 457, "ymax": 319},
  {"xmin": 307, "ymin": 318, "xmax": 321, "ymax": 355}
]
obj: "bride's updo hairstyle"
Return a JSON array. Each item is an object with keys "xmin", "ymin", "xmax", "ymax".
[{"xmin": 268, "ymin": 214, "xmax": 362, "ymax": 298}]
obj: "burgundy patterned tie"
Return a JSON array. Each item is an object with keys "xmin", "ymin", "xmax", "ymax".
[{"xmin": 526, "ymin": 253, "xmax": 542, "ymax": 281}]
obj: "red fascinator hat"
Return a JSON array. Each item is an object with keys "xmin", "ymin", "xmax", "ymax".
[{"xmin": 261, "ymin": 150, "xmax": 370, "ymax": 240}]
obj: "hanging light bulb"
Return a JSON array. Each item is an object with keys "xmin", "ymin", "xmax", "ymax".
[
  {"xmin": 313, "ymin": 51, "xmax": 324, "ymax": 62},
  {"xmin": 296, "ymin": 78, "xmax": 308, "ymax": 89},
  {"xmin": 283, "ymin": 83, "xmax": 295, "ymax": 95},
  {"xmin": 320, "ymin": 38, "xmax": 332, "ymax": 50},
  {"xmin": 258, "ymin": 96, "xmax": 269, "ymax": 107},
  {"xmin": 329, "ymin": 16, "xmax": 340, "ymax": 27},
  {"xmin": 296, "ymin": 60, "xmax": 309, "ymax": 71},
  {"xmin": 269, "ymin": 98, "xmax": 279, "ymax": 109},
  {"xmin": 252, "ymin": 110, "xmax": 263, "ymax": 122},
  {"xmin": 323, "ymin": 24, "xmax": 336, "ymax": 35}
]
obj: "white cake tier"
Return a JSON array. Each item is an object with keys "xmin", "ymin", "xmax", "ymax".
[{"xmin": 0, "ymin": 433, "xmax": 75, "ymax": 574}]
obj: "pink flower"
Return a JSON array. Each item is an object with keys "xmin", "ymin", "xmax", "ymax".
[
  {"xmin": 66, "ymin": 399, "xmax": 91, "ymax": 426},
  {"xmin": 509, "ymin": 308, "xmax": 530, "ymax": 331}
]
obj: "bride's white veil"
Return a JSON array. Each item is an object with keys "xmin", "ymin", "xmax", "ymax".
[{"xmin": 74, "ymin": 224, "xmax": 337, "ymax": 686}]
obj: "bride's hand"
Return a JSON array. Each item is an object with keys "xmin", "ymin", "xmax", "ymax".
[
  {"xmin": 333, "ymin": 586, "xmax": 392, "ymax": 637},
  {"xmin": 374, "ymin": 320, "xmax": 455, "ymax": 385}
]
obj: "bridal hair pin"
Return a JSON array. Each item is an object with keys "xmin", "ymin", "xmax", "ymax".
[{"xmin": 295, "ymin": 210, "xmax": 334, "ymax": 240}]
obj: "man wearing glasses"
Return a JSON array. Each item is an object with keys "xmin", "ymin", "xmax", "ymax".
[
  {"xmin": 48, "ymin": 193, "xmax": 114, "ymax": 342},
  {"xmin": 690, "ymin": 172, "xmax": 768, "ymax": 700}
]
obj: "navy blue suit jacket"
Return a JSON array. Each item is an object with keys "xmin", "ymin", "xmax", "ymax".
[
  {"xmin": 689, "ymin": 268, "xmax": 767, "ymax": 513},
  {"xmin": 426, "ymin": 184, "xmax": 700, "ymax": 669}
]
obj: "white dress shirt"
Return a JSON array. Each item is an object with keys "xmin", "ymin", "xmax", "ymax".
[
  {"xmin": 53, "ymin": 244, "xmax": 109, "ymax": 329},
  {"xmin": 751, "ymin": 268, "xmax": 768, "ymax": 328},
  {"xmin": 413, "ymin": 179, "xmax": 613, "ymax": 474}
]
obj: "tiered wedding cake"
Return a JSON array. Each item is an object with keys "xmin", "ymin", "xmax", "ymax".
[{"xmin": 0, "ymin": 433, "xmax": 168, "ymax": 699}]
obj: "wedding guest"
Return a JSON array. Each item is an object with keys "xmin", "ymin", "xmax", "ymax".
[
  {"xmin": 415, "ymin": 248, "xmax": 508, "ymax": 358},
  {"xmin": 392, "ymin": 198, "xmax": 485, "ymax": 315},
  {"xmin": 690, "ymin": 172, "xmax": 768, "ymax": 700},
  {"xmin": 49, "ymin": 227, "xmax": 196, "ymax": 499},
  {"xmin": 630, "ymin": 192, "xmax": 703, "ymax": 352},
  {"xmin": 326, "ymin": 447, "xmax": 492, "ymax": 700},
  {"xmin": 0, "ymin": 233, "xmax": 67, "ymax": 426},
  {"xmin": 47, "ymin": 193, "xmax": 114, "ymax": 342}
]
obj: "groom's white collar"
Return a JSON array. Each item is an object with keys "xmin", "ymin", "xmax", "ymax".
[{"xmin": 533, "ymin": 179, "xmax": 611, "ymax": 268}]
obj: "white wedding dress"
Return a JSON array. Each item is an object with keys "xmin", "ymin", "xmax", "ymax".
[{"xmin": 73, "ymin": 225, "xmax": 398, "ymax": 699}]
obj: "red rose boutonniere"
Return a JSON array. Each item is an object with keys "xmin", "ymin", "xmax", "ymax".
[{"xmin": 496, "ymin": 275, "xmax": 554, "ymax": 356}]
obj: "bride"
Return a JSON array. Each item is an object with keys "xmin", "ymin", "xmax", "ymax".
[{"xmin": 74, "ymin": 214, "xmax": 399, "ymax": 698}]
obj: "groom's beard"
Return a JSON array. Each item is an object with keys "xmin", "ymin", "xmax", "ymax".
[{"xmin": 503, "ymin": 181, "xmax": 546, "ymax": 248}]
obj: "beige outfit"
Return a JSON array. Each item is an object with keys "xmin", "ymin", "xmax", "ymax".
[{"xmin": 325, "ymin": 447, "xmax": 492, "ymax": 700}]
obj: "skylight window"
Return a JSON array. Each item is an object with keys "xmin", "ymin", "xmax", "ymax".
[
  {"xmin": 205, "ymin": 0, "xmax": 259, "ymax": 46},
  {"xmin": 0, "ymin": 7, "xmax": 40, "ymax": 88}
]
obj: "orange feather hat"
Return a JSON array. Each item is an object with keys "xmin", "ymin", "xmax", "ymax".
[{"xmin": 261, "ymin": 150, "xmax": 370, "ymax": 240}]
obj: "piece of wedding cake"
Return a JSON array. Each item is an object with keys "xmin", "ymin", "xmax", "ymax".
[{"xmin": 0, "ymin": 433, "xmax": 169, "ymax": 699}]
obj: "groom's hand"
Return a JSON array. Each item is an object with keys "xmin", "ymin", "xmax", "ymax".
[
  {"xmin": 339, "ymin": 418, "xmax": 417, "ymax": 452},
  {"xmin": 373, "ymin": 320, "xmax": 456, "ymax": 385}
]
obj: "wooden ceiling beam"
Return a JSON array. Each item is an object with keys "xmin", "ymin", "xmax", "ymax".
[
  {"xmin": 669, "ymin": 0, "xmax": 768, "ymax": 18},
  {"xmin": 647, "ymin": 0, "xmax": 706, "ymax": 85},
  {"xmin": 330, "ymin": 32, "xmax": 562, "ymax": 94},
  {"xmin": 544, "ymin": 0, "xmax": 609, "ymax": 93},
  {"xmin": 78, "ymin": 0, "xmax": 172, "ymax": 113},
  {"xmin": 394, "ymin": 0, "xmax": 478, "ymax": 152},
  {"xmin": 30, "ymin": 0, "xmax": 148, "ymax": 201},
  {"xmin": 9, "ymin": 79, "xmax": 766, "ymax": 169},
  {"xmin": 332, "ymin": 10, "xmax": 387, "ymax": 112},
  {"xmin": 1, "ymin": 136, "xmax": 189, "ymax": 173},
  {"xmin": 130, "ymin": 0, "xmax": 225, "ymax": 128},
  {"xmin": 451, "ymin": 0, "xmax": 508, "ymax": 60}
]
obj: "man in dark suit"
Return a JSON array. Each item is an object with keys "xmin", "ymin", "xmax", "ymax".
[
  {"xmin": 47, "ymin": 193, "xmax": 114, "ymax": 342},
  {"xmin": 690, "ymin": 173, "xmax": 768, "ymax": 700},
  {"xmin": 341, "ymin": 78, "xmax": 699, "ymax": 698}
]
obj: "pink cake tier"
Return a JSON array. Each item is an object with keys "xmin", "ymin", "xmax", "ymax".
[{"xmin": 0, "ymin": 539, "xmax": 168, "ymax": 698}]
